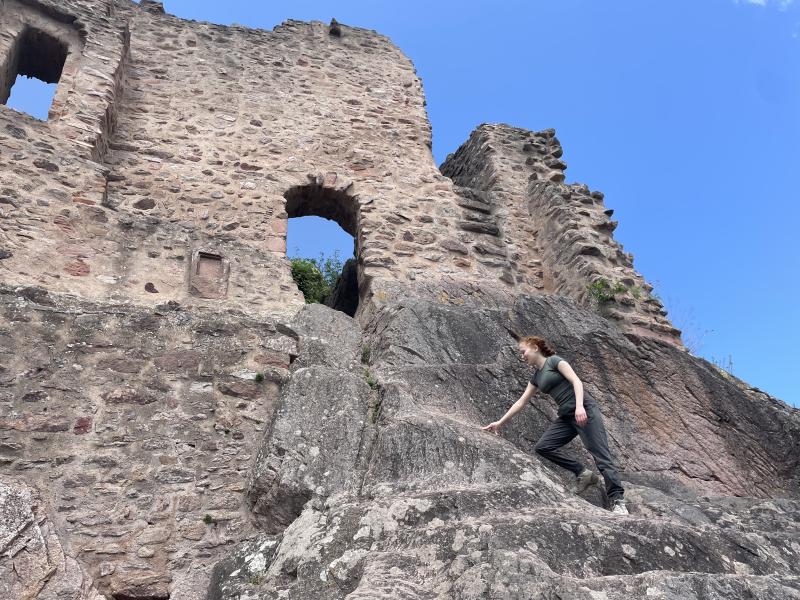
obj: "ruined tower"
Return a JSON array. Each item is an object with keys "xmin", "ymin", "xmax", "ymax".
[{"xmin": 1, "ymin": 1, "xmax": 798, "ymax": 599}]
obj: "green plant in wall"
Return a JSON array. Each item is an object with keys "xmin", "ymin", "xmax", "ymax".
[
  {"xmin": 587, "ymin": 278, "xmax": 627, "ymax": 305},
  {"xmin": 370, "ymin": 395, "xmax": 383, "ymax": 424}
]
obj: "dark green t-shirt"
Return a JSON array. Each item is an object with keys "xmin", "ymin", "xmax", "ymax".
[{"xmin": 529, "ymin": 355, "xmax": 594, "ymax": 417}]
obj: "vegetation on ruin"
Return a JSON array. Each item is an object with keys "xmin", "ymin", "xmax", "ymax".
[
  {"xmin": 289, "ymin": 251, "xmax": 344, "ymax": 304},
  {"xmin": 587, "ymin": 278, "xmax": 628, "ymax": 305},
  {"xmin": 363, "ymin": 367, "xmax": 378, "ymax": 390}
]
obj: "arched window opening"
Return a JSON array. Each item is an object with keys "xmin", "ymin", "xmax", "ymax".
[
  {"xmin": 1, "ymin": 27, "xmax": 68, "ymax": 120},
  {"xmin": 284, "ymin": 184, "xmax": 359, "ymax": 317}
]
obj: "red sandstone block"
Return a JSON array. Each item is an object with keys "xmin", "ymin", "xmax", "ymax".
[
  {"xmin": 73, "ymin": 416, "xmax": 93, "ymax": 434},
  {"xmin": 64, "ymin": 260, "xmax": 90, "ymax": 276}
]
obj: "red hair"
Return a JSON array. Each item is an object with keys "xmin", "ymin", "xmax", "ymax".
[{"xmin": 518, "ymin": 335, "xmax": 555, "ymax": 357}]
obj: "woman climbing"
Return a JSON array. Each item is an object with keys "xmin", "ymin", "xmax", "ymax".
[{"xmin": 482, "ymin": 335, "xmax": 628, "ymax": 515}]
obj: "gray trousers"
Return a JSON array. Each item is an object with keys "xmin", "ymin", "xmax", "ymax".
[{"xmin": 534, "ymin": 403, "xmax": 625, "ymax": 500}]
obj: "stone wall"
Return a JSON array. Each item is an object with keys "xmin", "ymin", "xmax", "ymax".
[
  {"xmin": 0, "ymin": 0, "xmax": 129, "ymax": 158},
  {"xmin": 6, "ymin": 1, "xmax": 794, "ymax": 599},
  {"xmin": 2, "ymin": 0, "xmax": 535, "ymax": 323},
  {"xmin": 441, "ymin": 124, "xmax": 681, "ymax": 345},
  {"xmin": 1, "ymin": 0, "xmax": 682, "ymax": 337},
  {"xmin": 0, "ymin": 283, "xmax": 296, "ymax": 598}
]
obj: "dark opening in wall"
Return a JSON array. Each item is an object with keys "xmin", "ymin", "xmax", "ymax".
[
  {"xmin": 2, "ymin": 27, "xmax": 68, "ymax": 120},
  {"xmin": 284, "ymin": 184, "xmax": 359, "ymax": 317}
]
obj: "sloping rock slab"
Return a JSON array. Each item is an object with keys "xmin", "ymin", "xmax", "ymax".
[{"xmin": 1, "ymin": 477, "xmax": 104, "ymax": 600}]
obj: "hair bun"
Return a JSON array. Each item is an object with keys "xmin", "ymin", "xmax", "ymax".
[{"xmin": 519, "ymin": 335, "xmax": 555, "ymax": 357}]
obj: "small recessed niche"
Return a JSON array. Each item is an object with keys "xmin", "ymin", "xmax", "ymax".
[
  {"xmin": 197, "ymin": 252, "xmax": 224, "ymax": 278},
  {"xmin": 2, "ymin": 27, "xmax": 69, "ymax": 120},
  {"xmin": 189, "ymin": 250, "xmax": 230, "ymax": 299}
]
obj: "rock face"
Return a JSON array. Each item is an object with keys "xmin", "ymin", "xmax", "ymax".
[
  {"xmin": 1, "ymin": 478, "xmax": 104, "ymax": 600},
  {"xmin": 1, "ymin": 1, "xmax": 798, "ymax": 599},
  {"xmin": 205, "ymin": 298, "xmax": 800, "ymax": 599},
  {"xmin": 326, "ymin": 258, "xmax": 359, "ymax": 317}
]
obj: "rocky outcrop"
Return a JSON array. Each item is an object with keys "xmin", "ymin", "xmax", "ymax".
[
  {"xmin": 1, "ymin": 478, "xmax": 104, "ymax": 600},
  {"xmin": 208, "ymin": 296, "xmax": 800, "ymax": 599},
  {"xmin": 326, "ymin": 258, "xmax": 359, "ymax": 317},
  {"xmin": 2, "ymin": 1, "xmax": 798, "ymax": 598}
]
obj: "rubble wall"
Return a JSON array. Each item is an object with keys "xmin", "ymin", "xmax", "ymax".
[
  {"xmin": 441, "ymin": 124, "xmax": 681, "ymax": 345},
  {"xmin": 2, "ymin": 0, "xmax": 531, "ymax": 321},
  {"xmin": 0, "ymin": 283, "xmax": 297, "ymax": 598}
]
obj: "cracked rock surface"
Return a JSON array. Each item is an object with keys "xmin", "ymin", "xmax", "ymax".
[
  {"xmin": 209, "ymin": 297, "xmax": 800, "ymax": 599},
  {"xmin": 1, "ymin": 478, "xmax": 104, "ymax": 600}
]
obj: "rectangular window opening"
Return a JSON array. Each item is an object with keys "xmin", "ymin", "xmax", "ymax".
[{"xmin": 2, "ymin": 27, "xmax": 68, "ymax": 120}]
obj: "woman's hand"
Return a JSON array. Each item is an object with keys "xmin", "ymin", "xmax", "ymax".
[
  {"xmin": 575, "ymin": 406, "xmax": 588, "ymax": 427},
  {"xmin": 482, "ymin": 421, "xmax": 503, "ymax": 435}
]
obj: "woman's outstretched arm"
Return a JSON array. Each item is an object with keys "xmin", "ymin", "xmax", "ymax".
[{"xmin": 482, "ymin": 383, "xmax": 537, "ymax": 434}]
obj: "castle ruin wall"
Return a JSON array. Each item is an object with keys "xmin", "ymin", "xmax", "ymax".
[
  {"xmin": 441, "ymin": 124, "xmax": 681, "ymax": 344},
  {"xmin": 0, "ymin": 1, "xmax": 727, "ymax": 598}
]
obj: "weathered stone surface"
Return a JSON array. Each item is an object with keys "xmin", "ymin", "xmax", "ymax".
[
  {"xmin": 247, "ymin": 304, "xmax": 374, "ymax": 533},
  {"xmin": 441, "ymin": 124, "xmax": 680, "ymax": 345},
  {"xmin": 0, "ymin": 284, "xmax": 291, "ymax": 599},
  {"xmin": 224, "ymin": 297, "xmax": 798, "ymax": 599},
  {"xmin": 326, "ymin": 257, "xmax": 359, "ymax": 317},
  {"xmin": 1, "ymin": 478, "xmax": 104, "ymax": 600},
  {"xmin": 1, "ymin": 1, "xmax": 797, "ymax": 598}
]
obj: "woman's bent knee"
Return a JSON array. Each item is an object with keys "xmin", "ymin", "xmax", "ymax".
[{"xmin": 534, "ymin": 443, "xmax": 553, "ymax": 457}]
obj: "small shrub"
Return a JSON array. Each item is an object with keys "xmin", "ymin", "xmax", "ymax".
[
  {"xmin": 317, "ymin": 250, "xmax": 345, "ymax": 289},
  {"xmin": 290, "ymin": 258, "xmax": 328, "ymax": 304},
  {"xmin": 587, "ymin": 278, "xmax": 628, "ymax": 305},
  {"xmin": 203, "ymin": 514, "xmax": 214, "ymax": 524},
  {"xmin": 587, "ymin": 279, "xmax": 613, "ymax": 304},
  {"xmin": 289, "ymin": 251, "xmax": 345, "ymax": 304},
  {"xmin": 711, "ymin": 355, "xmax": 734, "ymax": 375},
  {"xmin": 361, "ymin": 346, "xmax": 370, "ymax": 365},
  {"xmin": 370, "ymin": 397, "xmax": 383, "ymax": 424},
  {"xmin": 254, "ymin": 373, "xmax": 265, "ymax": 383}
]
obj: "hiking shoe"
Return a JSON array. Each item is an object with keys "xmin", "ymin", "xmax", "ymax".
[
  {"xmin": 611, "ymin": 499, "xmax": 629, "ymax": 515},
  {"xmin": 575, "ymin": 469, "xmax": 600, "ymax": 493}
]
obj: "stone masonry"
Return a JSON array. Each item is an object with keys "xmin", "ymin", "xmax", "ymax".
[
  {"xmin": 1, "ymin": 1, "xmax": 798, "ymax": 599},
  {"xmin": 1, "ymin": 0, "xmax": 675, "ymax": 340}
]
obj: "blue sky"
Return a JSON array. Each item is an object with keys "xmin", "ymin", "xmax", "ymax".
[{"xmin": 6, "ymin": 0, "xmax": 798, "ymax": 405}]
